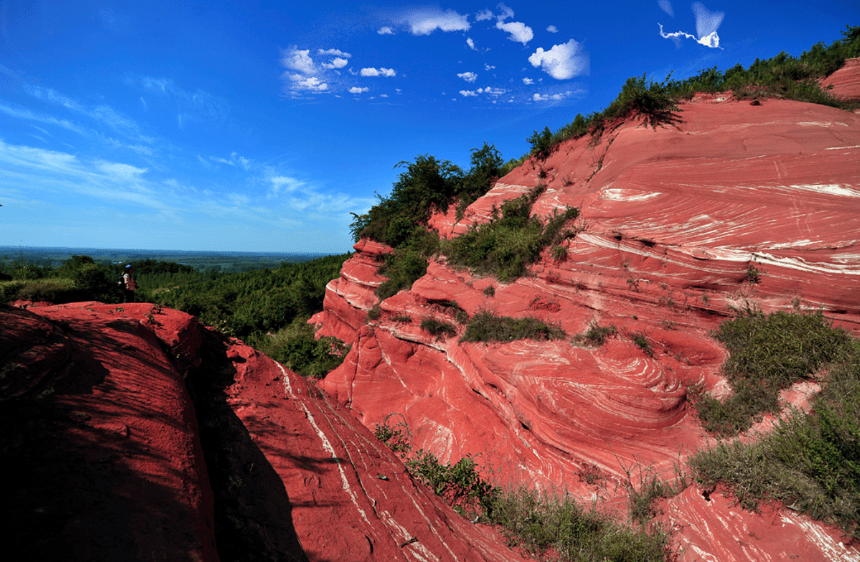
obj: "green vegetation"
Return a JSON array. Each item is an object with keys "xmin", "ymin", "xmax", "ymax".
[
  {"xmin": 0, "ymin": 252, "xmax": 352, "ymax": 380},
  {"xmin": 350, "ymin": 144, "xmax": 504, "ymax": 248},
  {"xmin": 630, "ymin": 331, "xmax": 653, "ymax": 357},
  {"xmin": 442, "ymin": 184, "xmax": 579, "ymax": 282},
  {"xmin": 461, "ymin": 311, "xmax": 565, "ymax": 343},
  {"xmin": 420, "ymin": 318, "xmax": 457, "ymax": 340},
  {"xmin": 691, "ymin": 353, "xmax": 860, "ymax": 539},
  {"xmin": 690, "ymin": 310, "xmax": 860, "ymax": 537},
  {"xmin": 375, "ymin": 414, "xmax": 670, "ymax": 560},
  {"xmin": 350, "ymin": 146, "xmax": 505, "ymax": 302},
  {"xmin": 572, "ymin": 322, "xmax": 618, "ymax": 347},
  {"xmin": 492, "ymin": 486, "xmax": 668, "ymax": 561},
  {"xmin": 691, "ymin": 310, "xmax": 852, "ymax": 436},
  {"xmin": 246, "ymin": 318, "xmax": 349, "ymax": 379}
]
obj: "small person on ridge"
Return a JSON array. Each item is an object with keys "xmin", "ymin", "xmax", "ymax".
[{"xmin": 122, "ymin": 265, "xmax": 137, "ymax": 303}]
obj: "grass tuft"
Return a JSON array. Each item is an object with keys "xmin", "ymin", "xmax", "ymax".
[
  {"xmin": 691, "ymin": 310, "xmax": 852, "ymax": 436},
  {"xmin": 461, "ymin": 311, "xmax": 565, "ymax": 343},
  {"xmin": 572, "ymin": 322, "xmax": 618, "ymax": 347},
  {"xmin": 420, "ymin": 318, "xmax": 457, "ymax": 340}
]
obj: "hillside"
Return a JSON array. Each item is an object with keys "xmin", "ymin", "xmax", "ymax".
[{"xmin": 310, "ymin": 65, "xmax": 860, "ymax": 560}]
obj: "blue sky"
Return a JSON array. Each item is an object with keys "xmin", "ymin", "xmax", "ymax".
[{"xmin": 1, "ymin": 1, "xmax": 857, "ymax": 253}]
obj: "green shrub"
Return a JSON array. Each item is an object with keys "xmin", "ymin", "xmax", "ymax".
[
  {"xmin": 691, "ymin": 350, "xmax": 860, "ymax": 538},
  {"xmin": 483, "ymin": 285, "xmax": 495, "ymax": 298},
  {"xmin": 248, "ymin": 318, "xmax": 349, "ymax": 379},
  {"xmin": 0, "ymin": 278, "xmax": 80, "ymax": 304},
  {"xmin": 491, "ymin": 486, "xmax": 668, "ymax": 561},
  {"xmin": 631, "ymin": 331, "xmax": 653, "ymax": 356},
  {"xmin": 374, "ymin": 413, "xmax": 413, "ymax": 455},
  {"xmin": 443, "ymin": 184, "xmax": 578, "ymax": 282},
  {"xmin": 572, "ymin": 322, "xmax": 617, "ymax": 347},
  {"xmin": 527, "ymin": 126, "xmax": 553, "ymax": 160},
  {"xmin": 461, "ymin": 311, "xmax": 565, "ymax": 343},
  {"xmin": 692, "ymin": 310, "xmax": 852, "ymax": 436},
  {"xmin": 407, "ymin": 451, "xmax": 498, "ymax": 516},
  {"xmin": 376, "ymin": 248, "xmax": 431, "ymax": 300},
  {"xmin": 420, "ymin": 318, "xmax": 457, "ymax": 339}
]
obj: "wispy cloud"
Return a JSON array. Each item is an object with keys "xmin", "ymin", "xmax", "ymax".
[
  {"xmin": 523, "ymin": 78, "xmax": 534, "ymax": 85},
  {"xmin": 658, "ymin": 0, "xmax": 675, "ymax": 17},
  {"xmin": 466, "ymin": 37, "xmax": 477, "ymax": 50},
  {"xmin": 475, "ymin": 9, "xmax": 494, "ymax": 22},
  {"xmin": 125, "ymin": 75, "xmax": 230, "ymax": 118},
  {"xmin": 547, "ymin": 25, "xmax": 558, "ymax": 33},
  {"xmin": 23, "ymin": 85, "xmax": 152, "ymax": 142},
  {"xmin": 460, "ymin": 90, "xmax": 478, "ymax": 97},
  {"xmin": 659, "ymin": 2, "xmax": 724, "ymax": 49},
  {"xmin": 211, "ymin": 151, "xmax": 251, "ymax": 170},
  {"xmin": 378, "ymin": 26, "xmax": 394, "ymax": 35},
  {"xmin": 280, "ymin": 47, "xmax": 329, "ymax": 94},
  {"xmin": 529, "ymin": 39, "xmax": 589, "ymax": 80},
  {"xmin": 0, "ymin": 101, "xmax": 87, "ymax": 135},
  {"xmin": 400, "ymin": 8, "xmax": 470, "ymax": 35},
  {"xmin": 349, "ymin": 86, "xmax": 370, "ymax": 94}
]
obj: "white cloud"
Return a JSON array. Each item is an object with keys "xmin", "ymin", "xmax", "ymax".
[
  {"xmin": 658, "ymin": 2, "xmax": 724, "ymax": 49},
  {"xmin": 496, "ymin": 20, "xmax": 533, "ymax": 44},
  {"xmin": 658, "ymin": 0, "xmax": 674, "ymax": 17},
  {"xmin": 528, "ymin": 39, "xmax": 589, "ymax": 80},
  {"xmin": 523, "ymin": 77, "xmax": 534, "ymax": 85},
  {"xmin": 547, "ymin": 25, "xmax": 558, "ymax": 33},
  {"xmin": 467, "ymin": 37, "xmax": 477, "ymax": 50},
  {"xmin": 460, "ymin": 90, "xmax": 478, "ymax": 97},
  {"xmin": 282, "ymin": 47, "xmax": 315, "ymax": 74},
  {"xmin": 476, "ymin": 9, "xmax": 494, "ymax": 21},
  {"xmin": 485, "ymin": 63, "xmax": 495, "ymax": 71},
  {"xmin": 318, "ymin": 48, "xmax": 351, "ymax": 58},
  {"xmin": 322, "ymin": 58, "xmax": 349, "ymax": 69},
  {"xmin": 378, "ymin": 26, "xmax": 394, "ymax": 35},
  {"xmin": 478, "ymin": 87, "xmax": 506, "ymax": 96},
  {"xmin": 360, "ymin": 67, "xmax": 396, "ymax": 77},
  {"xmin": 458, "ymin": 72, "xmax": 478, "ymax": 82},
  {"xmin": 381, "ymin": 94, "xmax": 389, "ymax": 98},
  {"xmin": 533, "ymin": 91, "xmax": 570, "ymax": 102},
  {"xmin": 290, "ymin": 75, "xmax": 328, "ymax": 92},
  {"xmin": 349, "ymin": 86, "xmax": 369, "ymax": 94},
  {"xmin": 402, "ymin": 8, "xmax": 470, "ymax": 35}
]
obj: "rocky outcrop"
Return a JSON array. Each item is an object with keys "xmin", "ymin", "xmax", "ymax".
[
  {"xmin": 313, "ymin": 89, "xmax": 860, "ymax": 560},
  {"xmin": 1, "ymin": 302, "xmax": 529, "ymax": 562}
]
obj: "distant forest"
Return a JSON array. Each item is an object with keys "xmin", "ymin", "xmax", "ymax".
[{"xmin": 0, "ymin": 251, "xmax": 352, "ymax": 378}]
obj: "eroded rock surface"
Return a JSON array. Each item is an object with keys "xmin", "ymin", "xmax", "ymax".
[
  {"xmin": 1, "ymin": 302, "xmax": 528, "ymax": 562},
  {"xmin": 314, "ymin": 90, "xmax": 860, "ymax": 560}
]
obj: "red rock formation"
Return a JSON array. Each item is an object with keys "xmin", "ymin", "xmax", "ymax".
[
  {"xmin": 821, "ymin": 57, "xmax": 860, "ymax": 101},
  {"xmin": 1, "ymin": 302, "xmax": 529, "ymax": 561},
  {"xmin": 1, "ymin": 303, "xmax": 218, "ymax": 562},
  {"xmin": 314, "ymin": 86, "xmax": 860, "ymax": 560}
]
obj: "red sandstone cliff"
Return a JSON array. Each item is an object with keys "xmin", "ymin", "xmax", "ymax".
[
  {"xmin": 1, "ymin": 302, "xmax": 528, "ymax": 562},
  {"xmin": 311, "ymin": 72, "xmax": 860, "ymax": 561}
]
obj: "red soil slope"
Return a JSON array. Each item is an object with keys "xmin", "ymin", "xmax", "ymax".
[
  {"xmin": 312, "ymin": 89, "xmax": 860, "ymax": 560},
  {"xmin": 1, "ymin": 302, "xmax": 529, "ymax": 562}
]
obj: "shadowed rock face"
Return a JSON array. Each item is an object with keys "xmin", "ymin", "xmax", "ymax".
[
  {"xmin": 312, "ymin": 85, "xmax": 860, "ymax": 560},
  {"xmin": 1, "ymin": 302, "xmax": 529, "ymax": 562}
]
